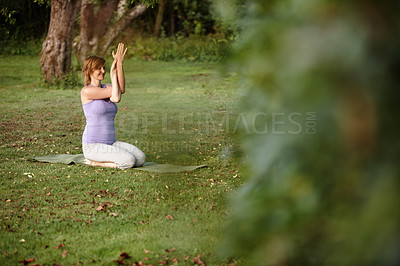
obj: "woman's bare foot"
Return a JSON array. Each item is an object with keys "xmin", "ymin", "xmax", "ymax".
[{"xmin": 84, "ymin": 159, "xmax": 118, "ymax": 168}]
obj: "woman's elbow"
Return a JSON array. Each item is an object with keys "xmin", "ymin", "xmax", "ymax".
[{"xmin": 110, "ymin": 96, "xmax": 121, "ymax": 103}]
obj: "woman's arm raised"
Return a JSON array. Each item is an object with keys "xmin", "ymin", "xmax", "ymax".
[
  {"xmin": 116, "ymin": 61, "xmax": 125, "ymax": 94},
  {"xmin": 112, "ymin": 43, "xmax": 127, "ymax": 94},
  {"xmin": 109, "ymin": 58, "xmax": 121, "ymax": 103}
]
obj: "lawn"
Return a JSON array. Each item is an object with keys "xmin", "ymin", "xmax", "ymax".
[{"xmin": 0, "ymin": 56, "xmax": 244, "ymax": 265}]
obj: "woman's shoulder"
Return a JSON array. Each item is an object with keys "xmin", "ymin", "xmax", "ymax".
[
  {"xmin": 81, "ymin": 84, "xmax": 92, "ymax": 90},
  {"xmin": 81, "ymin": 85, "xmax": 93, "ymax": 95},
  {"xmin": 81, "ymin": 84, "xmax": 106, "ymax": 92}
]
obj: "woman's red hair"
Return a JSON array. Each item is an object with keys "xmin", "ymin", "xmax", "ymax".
[{"xmin": 82, "ymin": 55, "xmax": 106, "ymax": 86}]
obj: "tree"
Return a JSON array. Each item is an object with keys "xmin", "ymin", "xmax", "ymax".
[
  {"xmin": 40, "ymin": 0, "xmax": 157, "ymax": 82},
  {"xmin": 74, "ymin": 0, "xmax": 148, "ymax": 64},
  {"xmin": 153, "ymin": 0, "xmax": 168, "ymax": 36},
  {"xmin": 39, "ymin": 0, "xmax": 81, "ymax": 82}
]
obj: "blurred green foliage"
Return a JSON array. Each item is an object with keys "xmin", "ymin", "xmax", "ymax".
[{"xmin": 216, "ymin": 0, "xmax": 400, "ymax": 264}]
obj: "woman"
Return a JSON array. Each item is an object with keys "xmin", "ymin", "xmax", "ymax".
[{"xmin": 81, "ymin": 43, "xmax": 145, "ymax": 169}]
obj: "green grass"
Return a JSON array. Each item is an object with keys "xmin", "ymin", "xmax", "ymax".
[{"xmin": 0, "ymin": 56, "xmax": 244, "ymax": 265}]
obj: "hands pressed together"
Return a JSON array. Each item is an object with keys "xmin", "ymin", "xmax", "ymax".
[
  {"xmin": 110, "ymin": 43, "xmax": 127, "ymax": 79},
  {"xmin": 109, "ymin": 43, "xmax": 127, "ymax": 96},
  {"xmin": 112, "ymin": 42, "xmax": 128, "ymax": 63}
]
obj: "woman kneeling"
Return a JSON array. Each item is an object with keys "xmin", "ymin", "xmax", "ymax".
[{"xmin": 80, "ymin": 43, "xmax": 145, "ymax": 169}]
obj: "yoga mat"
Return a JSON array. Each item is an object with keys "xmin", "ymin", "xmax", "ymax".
[{"xmin": 33, "ymin": 154, "xmax": 207, "ymax": 173}]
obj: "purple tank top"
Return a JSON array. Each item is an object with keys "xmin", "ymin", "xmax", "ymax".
[{"xmin": 82, "ymin": 84, "xmax": 117, "ymax": 145}]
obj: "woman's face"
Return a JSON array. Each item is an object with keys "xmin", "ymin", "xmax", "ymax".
[{"xmin": 90, "ymin": 65, "xmax": 106, "ymax": 82}]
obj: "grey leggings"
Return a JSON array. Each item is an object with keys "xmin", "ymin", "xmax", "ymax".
[{"xmin": 83, "ymin": 141, "xmax": 146, "ymax": 169}]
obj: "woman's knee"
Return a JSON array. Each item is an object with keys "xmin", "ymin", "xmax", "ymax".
[
  {"xmin": 134, "ymin": 152, "xmax": 146, "ymax": 167},
  {"xmin": 117, "ymin": 153, "xmax": 136, "ymax": 169}
]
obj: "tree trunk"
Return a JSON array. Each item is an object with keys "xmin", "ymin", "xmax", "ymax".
[
  {"xmin": 40, "ymin": 0, "xmax": 81, "ymax": 82},
  {"xmin": 116, "ymin": 0, "xmax": 128, "ymax": 20},
  {"xmin": 75, "ymin": 0, "xmax": 94, "ymax": 64},
  {"xmin": 91, "ymin": 0, "xmax": 119, "ymax": 54},
  {"xmin": 100, "ymin": 3, "xmax": 148, "ymax": 55},
  {"xmin": 154, "ymin": 0, "xmax": 168, "ymax": 36},
  {"xmin": 75, "ymin": 0, "xmax": 120, "ymax": 64},
  {"xmin": 169, "ymin": 2, "xmax": 175, "ymax": 36},
  {"xmin": 75, "ymin": 2, "xmax": 148, "ymax": 65}
]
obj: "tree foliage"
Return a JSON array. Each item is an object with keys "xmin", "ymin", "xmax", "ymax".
[
  {"xmin": 170, "ymin": 0, "xmax": 215, "ymax": 36},
  {"xmin": 132, "ymin": 0, "xmax": 219, "ymax": 37},
  {"xmin": 217, "ymin": 0, "xmax": 400, "ymax": 264},
  {"xmin": 1, "ymin": 0, "xmax": 228, "ymax": 47},
  {"xmin": 0, "ymin": 0, "xmax": 49, "ymax": 39}
]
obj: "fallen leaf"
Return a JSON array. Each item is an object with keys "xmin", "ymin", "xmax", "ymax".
[
  {"xmin": 165, "ymin": 215, "xmax": 174, "ymax": 220},
  {"xmin": 62, "ymin": 250, "xmax": 68, "ymax": 257},
  {"xmin": 193, "ymin": 254, "xmax": 205, "ymax": 265},
  {"xmin": 56, "ymin": 243, "xmax": 65, "ymax": 249},
  {"xmin": 96, "ymin": 205, "xmax": 104, "ymax": 211},
  {"xmin": 119, "ymin": 252, "xmax": 131, "ymax": 260},
  {"xmin": 18, "ymin": 258, "xmax": 35, "ymax": 265},
  {"xmin": 113, "ymin": 252, "xmax": 131, "ymax": 265},
  {"xmin": 165, "ymin": 248, "xmax": 176, "ymax": 252},
  {"xmin": 113, "ymin": 259, "xmax": 126, "ymax": 265},
  {"xmin": 110, "ymin": 213, "xmax": 118, "ymax": 217},
  {"xmin": 144, "ymin": 249, "xmax": 149, "ymax": 254}
]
